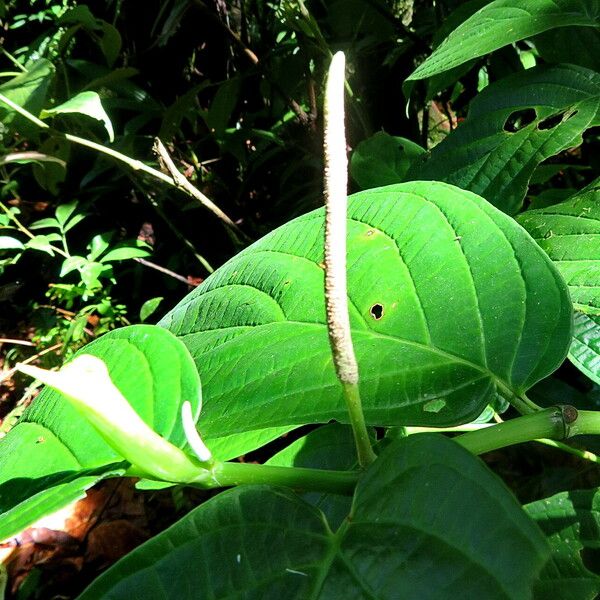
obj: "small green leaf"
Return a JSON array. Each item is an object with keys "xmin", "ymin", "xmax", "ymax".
[
  {"xmin": 87, "ymin": 232, "xmax": 111, "ymax": 261},
  {"xmin": 350, "ymin": 132, "xmax": 425, "ymax": 190},
  {"xmin": 100, "ymin": 246, "xmax": 150, "ymax": 263},
  {"xmin": 79, "ymin": 435, "xmax": 549, "ymax": 599},
  {"xmin": 526, "ymin": 489, "xmax": 600, "ymax": 599},
  {"xmin": 41, "ymin": 91, "xmax": 114, "ymax": 141},
  {"xmin": 58, "ymin": 5, "xmax": 98, "ymax": 29},
  {"xmin": 139, "ymin": 296, "xmax": 163, "ymax": 322},
  {"xmin": 80, "ymin": 261, "xmax": 106, "ymax": 289},
  {"xmin": 99, "ymin": 22, "xmax": 122, "ymax": 67},
  {"xmin": 0, "ymin": 462, "xmax": 125, "ymax": 545},
  {"xmin": 407, "ymin": 0, "xmax": 599, "ymax": 82},
  {"xmin": 55, "ymin": 200, "xmax": 79, "ymax": 227},
  {"xmin": 62, "ymin": 213, "xmax": 86, "ymax": 233},
  {"xmin": 0, "ymin": 236, "xmax": 24, "ymax": 250},
  {"xmin": 203, "ymin": 78, "xmax": 241, "ymax": 136},
  {"xmin": 60, "ymin": 255, "xmax": 87, "ymax": 277},
  {"xmin": 29, "ymin": 217, "xmax": 60, "ymax": 230},
  {"xmin": 569, "ymin": 313, "xmax": 600, "ymax": 385},
  {"xmin": 409, "ymin": 64, "xmax": 600, "ymax": 214},
  {"xmin": 25, "ymin": 235, "xmax": 55, "ymax": 255}
]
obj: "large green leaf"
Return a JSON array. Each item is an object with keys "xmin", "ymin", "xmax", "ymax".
[
  {"xmin": 517, "ymin": 188, "xmax": 600, "ymax": 315},
  {"xmin": 161, "ymin": 181, "xmax": 572, "ymax": 454},
  {"xmin": 569, "ymin": 313, "xmax": 600, "ymax": 385},
  {"xmin": 408, "ymin": 64, "xmax": 600, "ymax": 214},
  {"xmin": 79, "ymin": 434, "xmax": 549, "ymax": 599},
  {"xmin": 407, "ymin": 0, "xmax": 599, "ymax": 82},
  {"xmin": 526, "ymin": 489, "xmax": 600, "ymax": 600},
  {"xmin": 0, "ymin": 325, "xmax": 201, "ymax": 540}
]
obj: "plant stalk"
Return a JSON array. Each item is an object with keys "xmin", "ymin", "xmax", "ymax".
[
  {"xmin": 194, "ymin": 460, "xmax": 359, "ymax": 495},
  {"xmin": 456, "ymin": 406, "xmax": 578, "ymax": 455}
]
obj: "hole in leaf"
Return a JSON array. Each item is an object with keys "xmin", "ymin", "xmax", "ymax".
[
  {"xmin": 370, "ymin": 303, "xmax": 384, "ymax": 320},
  {"xmin": 538, "ymin": 111, "xmax": 566, "ymax": 130},
  {"xmin": 503, "ymin": 108, "xmax": 537, "ymax": 133}
]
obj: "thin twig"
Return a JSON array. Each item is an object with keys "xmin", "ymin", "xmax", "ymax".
[
  {"xmin": 0, "ymin": 201, "xmax": 34, "ymax": 239},
  {"xmin": 0, "ymin": 343, "xmax": 62, "ymax": 384},
  {"xmin": 536, "ymin": 438, "xmax": 600, "ymax": 464},
  {"xmin": 153, "ymin": 138, "xmax": 249, "ymax": 241},
  {"xmin": 0, "ymin": 338, "xmax": 35, "ymax": 346},
  {"xmin": 323, "ymin": 52, "xmax": 376, "ymax": 469},
  {"xmin": 133, "ymin": 257, "xmax": 201, "ymax": 286}
]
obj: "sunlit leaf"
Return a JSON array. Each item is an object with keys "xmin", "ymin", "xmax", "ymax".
[{"xmin": 41, "ymin": 91, "xmax": 114, "ymax": 141}]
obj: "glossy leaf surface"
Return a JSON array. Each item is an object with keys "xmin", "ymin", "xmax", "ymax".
[
  {"xmin": 517, "ymin": 188, "xmax": 600, "ymax": 315},
  {"xmin": 526, "ymin": 489, "xmax": 600, "ymax": 600},
  {"xmin": 161, "ymin": 181, "xmax": 572, "ymax": 453},
  {"xmin": 350, "ymin": 132, "xmax": 424, "ymax": 190},
  {"xmin": 407, "ymin": 0, "xmax": 599, "ymax": 82},
  {"xmin": 0, "ymin": 325, "xmax": 201, "ymax": 540},
  {"xmin": 409, "ymin": 65, "xmax": 600, "ymax": 214},
  {"xmin": 0, "ymin": 59, "xmax": 54, "ymax": 135},
  {"xmin": 79, "ymin": 434, "xmax": 549, "ymax": 599},
  {"xmin": 569, "ymin": 313, "xmax": 600, "ymax": 385},
  {"xmin": 41, "ymin": 90, "xmax": 114, "ymax": 140}
]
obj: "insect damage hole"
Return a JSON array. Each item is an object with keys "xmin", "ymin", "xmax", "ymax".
[
  {"xmin": 503, "ymin": 108, "xmax": 537, "ymax": 133},
  {"xmin": 370, "ymin": 303, "xmax": 384, "ymax": 320}
]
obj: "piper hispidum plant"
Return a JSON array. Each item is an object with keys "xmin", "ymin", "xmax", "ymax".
[{"xmin": 2, "ymin": 44, "xmax": 600, "ymax": 598}]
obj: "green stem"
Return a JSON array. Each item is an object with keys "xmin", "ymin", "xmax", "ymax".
[
  {"xmin": 456, "ymin": 406, "xmax": 575, "ymax": 455},
  {"xmin": 343, "ymin": 382, "xmax": 377, "ymax": 467},
  {"xmin": 192, "ymin": 460, "xmax": 359, "ymax": 495},
  {"xmin": 568, "ymin": 409, "xmax": 600, "ymax": 437},
  {"xmin": 494, "ymin": 378, "xmax": 542, "ymax": 415},
  {"xmin": 511, "ymin": 392, "xmax": 543, "ymax": 414},
  {"xmin": 535, "ymin": 438, "xmax": 600, "ymax": 464},
  {"xmin": 0, "ymin": 48, "xmax": 27, "ymax": 72}
]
